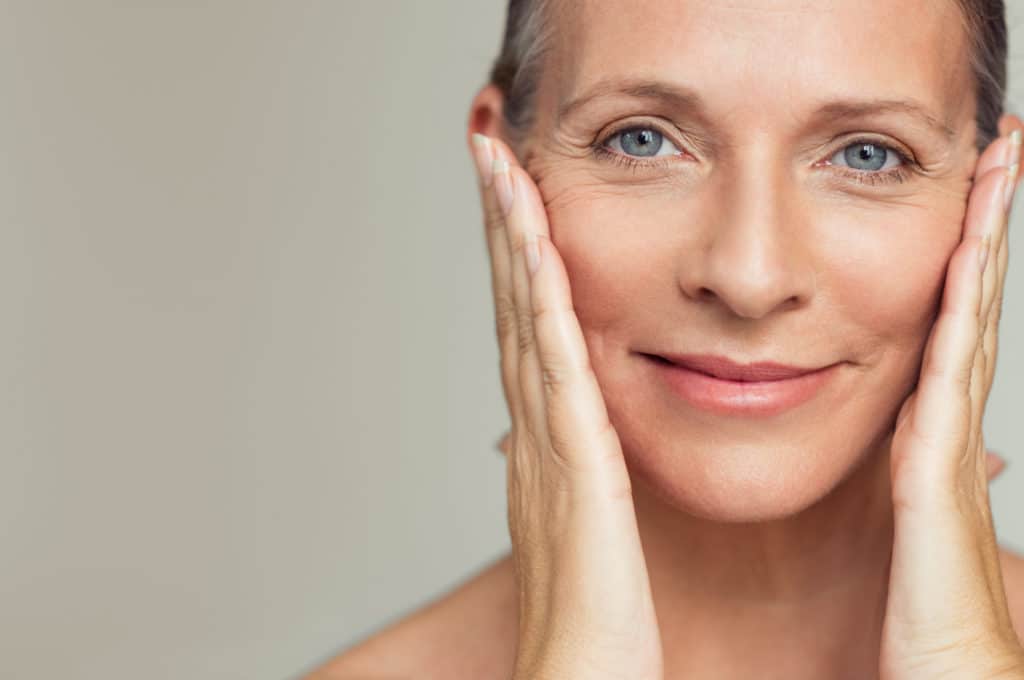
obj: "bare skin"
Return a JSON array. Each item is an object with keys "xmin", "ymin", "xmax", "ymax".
[
  {"xmin": 308, "ymin": 463, "xmax": 1022, "ymax": 680},
  {"xmin": 310, "ymin": 525, "xmax": 1024, "ymax": 680},
  {"xmin": 308, "ymin": 1, "xmax": 1024, "ymax": 678}
]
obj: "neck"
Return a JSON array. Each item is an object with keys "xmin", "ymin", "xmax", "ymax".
[{"xmin": 633, "ymin": 440, "xmax": 895, "ymax": 679}]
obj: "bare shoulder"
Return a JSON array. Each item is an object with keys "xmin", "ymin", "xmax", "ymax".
[
  {"xmin": 304, "ymin": 552, "xmax": 518, "ymax": 680},
  {"xmin": 1000, "ymin": 544, "xmax": 1024, "ymax": 643}
]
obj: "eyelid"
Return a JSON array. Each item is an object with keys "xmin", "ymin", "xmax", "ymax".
[
  {"xmin": 599, "ymin": 126, "xmax": 914, "ymax": 167},
  {"xmin": 594, "ymin": 124, "xmax": 918, "ymax": 187}
]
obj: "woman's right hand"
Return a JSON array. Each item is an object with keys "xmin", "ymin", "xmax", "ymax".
[{"xmin": 468, "ymin": 132, "xmax": 664, "ymax": 680}]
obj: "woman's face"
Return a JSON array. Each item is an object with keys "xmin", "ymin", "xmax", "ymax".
[{"xmin": 522, "ymin": 0, "xmax": 980, "ymax": 520}]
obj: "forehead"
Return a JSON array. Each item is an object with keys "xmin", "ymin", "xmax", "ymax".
[{"xmin": 552, "ymin": 0, "xmax": 973, "ymax": 136}]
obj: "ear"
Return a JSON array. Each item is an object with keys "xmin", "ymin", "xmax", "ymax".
[
  {"xmin": 987, "ymin": 450, "xmax": 1007, "ymax": 482},
  {"xmin": 467, "ymin": 83, "xmax": 510, "ymax": 151}
]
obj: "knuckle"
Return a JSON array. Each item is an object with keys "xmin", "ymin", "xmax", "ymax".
[
  {"xmin": 545, "ymin": 422, "xmax": 577, "ymax": 464},
  {"xmin": 483, "ymin": 199, "xmax": 505, "ymax": 232},
  {"xmin": 538, "ymin": 350, "xmax": 586, "ymax": 399},
  {"xmin": 494, "ymin": 293, "xmax": 518, "ymax": 341},
  {"xmin": 516, "ymin": 323, "xmax": 534, "ymax": 358},
  {"xmin": 923, "ymin": 358, "xmax": 971, "ymax": 389},
  {"xmin": 507, "ymin": 227, "xmax": 526, "ymax": 256},
  {"xmin": 529, "ymin": 293, "xmax": 560, "ymax": 326},
  {"xmin": 540, "ymin": 362, "xmax": 572, "ymax": 402},
  {"xmin": 516, "ymin": 309, "xmax": 535, "ymax": 357},
  {"xmin": 532, "ymin": 304, "xmax": 585, "ymax": 382},
  {"xmin": 991, "ymin": 293, "xmax": 1004, "ymax": 326}
]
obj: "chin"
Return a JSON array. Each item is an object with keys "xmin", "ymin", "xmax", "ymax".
[{"xmin": 623, "ymin": 437, "xmax": 860, "ymax": 523}]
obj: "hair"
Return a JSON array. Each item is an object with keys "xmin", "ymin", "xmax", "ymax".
[{"xmin": 489, "ymin": 0, "xmax": 1007, "ymax": 154}]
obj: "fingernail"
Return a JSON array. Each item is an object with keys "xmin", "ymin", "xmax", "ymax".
[
  {"xmin": 1003, "ymin": 129, "xmax": 1022, "ymax": 166},
  {"xmin": 471, "ymin": 133, "xmax": 495, "ymax": 187},
  {"xmin": 1010, "ymin": 128, "xmax": 1022, "ymax": 163},
  {"xmin": 493, "ymin": 159, "xmax": 513, "ymax": 216},
  {"xmin": 1004, "ymin": 161, "xmax": 1019, "ymax": 212},
  {"xmin": 979, "ymin": 233, "xmax": 991, "ymax": 272}
]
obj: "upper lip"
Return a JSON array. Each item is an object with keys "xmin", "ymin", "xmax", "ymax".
[{"xmin": 653, "ymin": 353, "xmax": 833, "ymax": 381}]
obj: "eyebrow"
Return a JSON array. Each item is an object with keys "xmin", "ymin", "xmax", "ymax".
[{"xmin": 557, "ymin": 77, "xmax": 957, "ymax": 142}]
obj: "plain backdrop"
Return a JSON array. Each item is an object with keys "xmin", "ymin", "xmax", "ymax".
[{"xmin": 2, "ymin": 2, "xmax": 1023, "ymax": 679}]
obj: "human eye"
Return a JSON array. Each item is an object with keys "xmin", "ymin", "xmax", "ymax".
[
  {"xmin": 824, "ymin": 138, "xmax": 915, "ymax": 186},
  {"xmin": 594, "ymin": 124, "xmax": 685, "ymax": 170}
]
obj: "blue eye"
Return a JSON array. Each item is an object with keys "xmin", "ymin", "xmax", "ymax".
[
  {"xmin": 830, "ymin": 141, "xmax": 903, "ymax": 173},
  {"xmin": 606, "ymin": 126, "xmax": 681, "ymax": 158},
  {"xmin": 595, "ymin": 129, "xmax": 913, "ymax": 185}
]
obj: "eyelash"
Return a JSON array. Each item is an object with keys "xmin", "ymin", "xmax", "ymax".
[{"xmin": 593, "ymin": 127, "xmax": 917, "ymax": 186}]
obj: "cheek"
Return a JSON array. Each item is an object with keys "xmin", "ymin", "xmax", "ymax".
[
  {"xmin": 539, "ymin": 180, "xmax": 677, "ymax": 351},
  {"xmin": 534, "ymin": 164, "xmax": 686, "ymax": 327},
  {"xmin": 820, "ymin": 206, "xmax": 962, "ymax": 367}
]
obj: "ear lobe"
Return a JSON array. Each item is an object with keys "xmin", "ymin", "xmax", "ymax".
[
  {"xmin": 467, "ymin": 84, "xmax": 509, "ymax": 148},
  {"xmin": 986, "ymin": 449, "xmax": 1007, "ymax": 482},
  {"xmin": 495, "ymin": 430, "xmax": 511, "ymax": 457}
]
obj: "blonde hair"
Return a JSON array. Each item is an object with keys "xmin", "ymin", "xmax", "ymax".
[{"xmin": 489, "ymin": 0, "xmax": 1008, "ymax": 153}]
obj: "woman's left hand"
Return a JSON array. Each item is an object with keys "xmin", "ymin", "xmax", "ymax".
[{"xmin": 880, "ymin": 122, "xmax": 1024, "ymax": 680}]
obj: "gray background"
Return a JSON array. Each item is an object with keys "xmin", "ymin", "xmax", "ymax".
[{"xmin": 1, "ymin": 2, "xmax": 1022, "ymax": 679}]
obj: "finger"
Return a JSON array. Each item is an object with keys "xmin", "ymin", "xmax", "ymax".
[
  {"xmin": 905, "ymin": 169, "xmax": 1004, "ymax": 495},
  {"xmin": 982, "ymin": 225, "xmax": 1009, "ymax": 392},
  {"xmin": 972, "ymin": 130, "xmax": 1017, "ymax": 329},
  {"xmin": 971, "ymin": 150, "xmax": 1017, "ymax": 465},
  {"xmin": 470, "ymin": 135, "xmax": 526, "ymax": 432},
  {"xmin": 996, "ymin": 116, "xmax": 1024, "ymax": 192},
  {"xmin": 973, "ymin": 130, "xmax": 1016, "ymax": 181},
  {"xmin": 981, "ymin": 132, "xmax": 1018, "ymax": 390},
  {"xmin": 997, "ymin": 114, "xmax": 1024, "ymax": 144},
  {"xmin": 504, "ymin": 157, "xmax": 622, "ymax": 470},
  {"xmin": 967, "ymin": 137, "xmax": 1017, "ymax": 626},
  {"xmin": 498, "ymin": 151, "xmax": 630, "ymax": 496},
  {"xmin": 981, "ymin": 131, "xmax": 1018, "ymax": 314},
  {"xmin": 492, "ymin": 144, "xmax": 552, "ymax": 451},
  {"xmin": 528, "ymin": 229, "xmax": 630, "ymax": 491},
  {"xmin": 963, "ymin": 164, "xmax": 1013, "ymax": 241}
]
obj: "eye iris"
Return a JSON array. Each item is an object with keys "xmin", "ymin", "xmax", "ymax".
[
  {"xmin": 620, "ymin": 128, "xmax": 663, "ymax": 157},
  {"xmin": 844, "ymin": 143, "xmax": 887, "ymax": 171}
]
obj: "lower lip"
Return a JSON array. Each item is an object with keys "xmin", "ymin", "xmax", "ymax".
[{"xmin": 646, "ymin": 356, "xmax": 841, "ymax": 417}]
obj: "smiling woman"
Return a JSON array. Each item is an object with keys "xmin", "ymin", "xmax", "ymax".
[{"xmin": 311, "ymin": 2, "xmax": 1024, "ymax": 679}]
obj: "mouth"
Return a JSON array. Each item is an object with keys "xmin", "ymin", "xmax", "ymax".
[
  {"xmin": 647, "ymin": 353, "xmax": 830, "ymax": 381},
  {"xmin": 641, "ymin": 353, "xmax": 841, "ymax": 417}
]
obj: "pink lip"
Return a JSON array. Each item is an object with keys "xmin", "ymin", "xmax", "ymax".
[{"xmin": 646, "ymin": 354, "xmax": 841, "ymax": 417}]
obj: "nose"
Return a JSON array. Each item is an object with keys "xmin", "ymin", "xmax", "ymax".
[{"xmin": 676, "ymin": 158, "xmax": 817, "ymax": 320}]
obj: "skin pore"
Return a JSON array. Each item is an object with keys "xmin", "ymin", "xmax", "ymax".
[{"xmin": 484, "ymin": 0, "xmax": 986, "ymax": 677}]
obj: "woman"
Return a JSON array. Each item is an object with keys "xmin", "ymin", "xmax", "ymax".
[{"xmin": 314, "ymin": 1, "xmax": 1024, "ymax": 678}]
